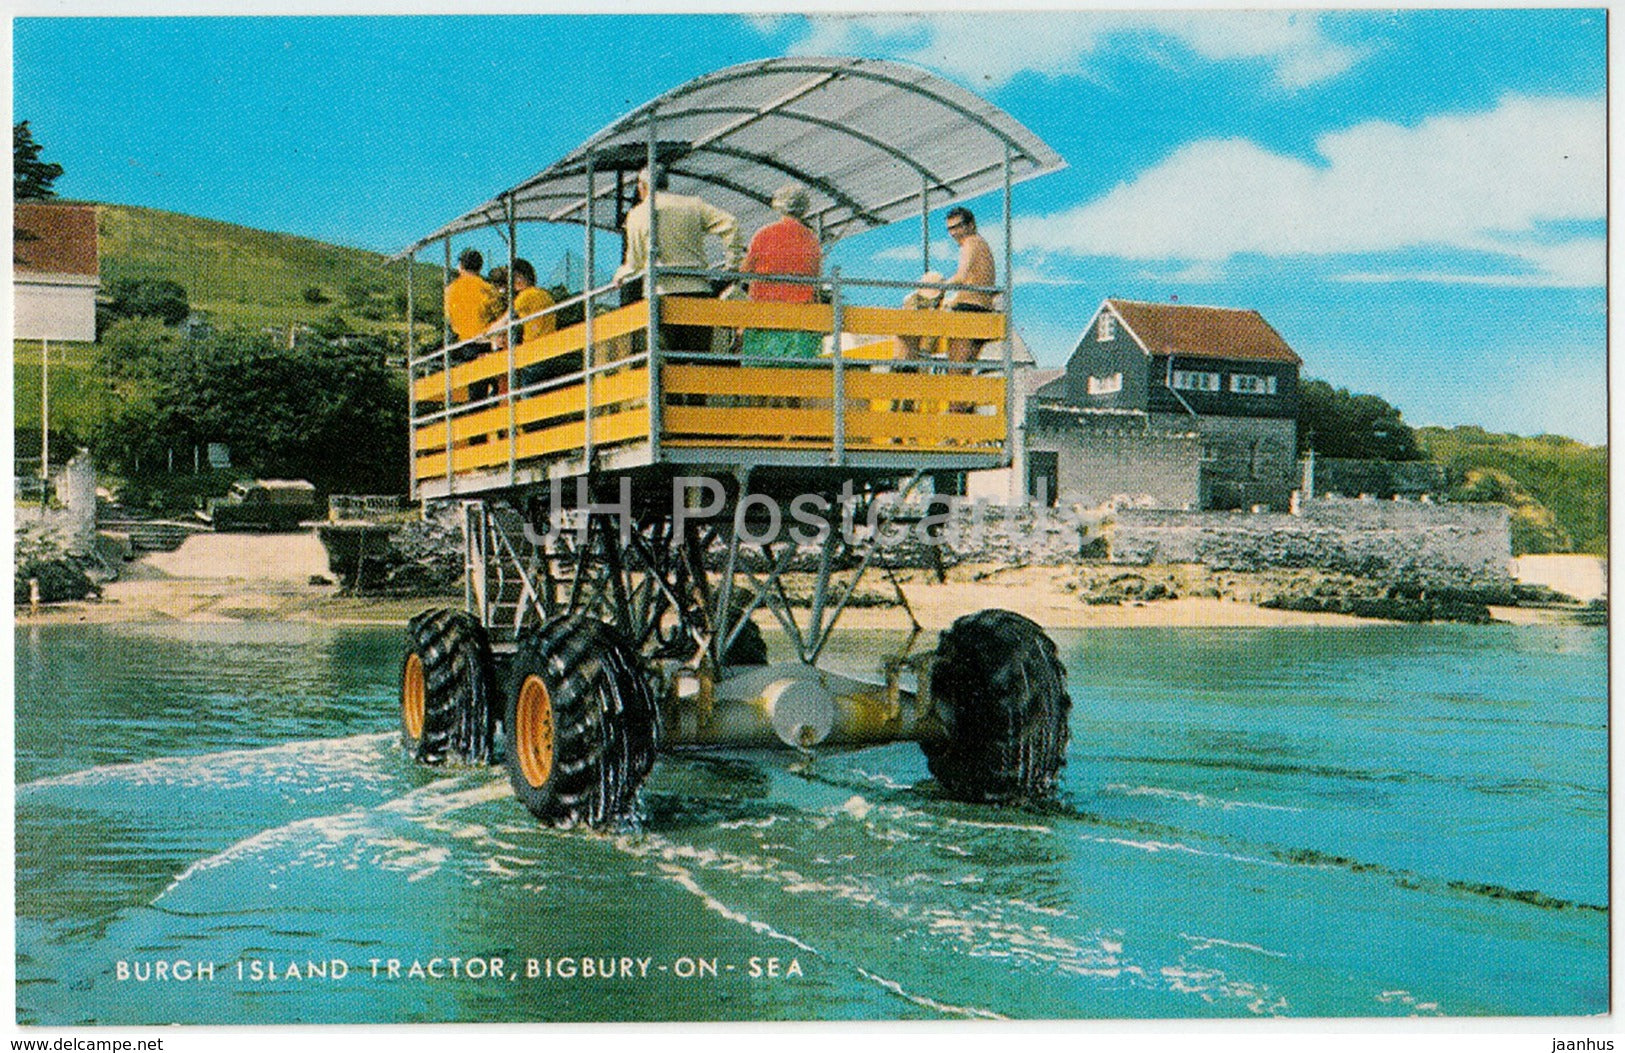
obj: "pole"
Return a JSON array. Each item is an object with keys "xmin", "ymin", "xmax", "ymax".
[
  {"xmin": 443, "ymin": 236, "xmax": 454, "ymax": 493},
  {"xmin": 39, "ymin": 338, "xmax": 49, "ymax": 483},
  {"xmin": 406, "ymin": 251, "xmax": 418, "ymax": 503},
  {"xmin": 506, "ymin": 194, "xmax": 518, "ymax": 485},
  {"xmin": 1001, "ymin": 144, "xmax": 1016, "ymax": 467},
  {"xmin": 920, "ymin": 174, "xmax": 930, "ymax": 273},
  {"xmin": 443, "ymin": 239, "xmax": 453, "ymax": 347},
  {"xmin": 830, "ymin": 267, "xmax": 844, "ymax": 467},
  {"xmin": 645, "ymin": 107, "xmax": 662, "ymax": 463},
  {"xmin": 584, "ymin": 152, "xmax": 597, "ymax": 465}
]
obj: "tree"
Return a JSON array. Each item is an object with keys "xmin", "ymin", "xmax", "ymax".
[
  {"xmin": 1297, "ymin": 379, "xmax": 1421, "ymax": 461},
  {"xmin": 96, "ymin": 316, "xmax": 183, "ymax": 383},
  {"xmin": 14, "ymin": 121, "xmax": 63, "ymax": 201},
  {"xmin": 98, "ymin": 278, "xmax": 191, "ymax": 333},
  {"xmin": 313, "ymin": 309, "xmax": 351, "ymax": 340},
  {"xmin": 90, "ymin": 326, "xmax": 409, "ymax": 496}
]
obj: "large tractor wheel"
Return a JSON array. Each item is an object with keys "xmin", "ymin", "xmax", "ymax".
[
  {"xmin": 921, "ymin": 608, "xmax": 1072, "ymax": 804},
  {"xmin": 401, "ymin": 608, "xmax": 500, "ymax": 765},
  {"xmin": 504, "ymin": 616, "xmax": 660, "ymax": 826}
]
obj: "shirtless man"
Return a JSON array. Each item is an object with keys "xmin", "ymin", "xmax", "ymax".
[{"xmin": 942, "ymin": 206, "xmax": 996, "ymax": 363}]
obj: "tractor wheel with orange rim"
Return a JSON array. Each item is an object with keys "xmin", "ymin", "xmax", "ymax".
[
  {"xmin": 921, "ymin": 608, "xmax": 1072, "ymax": 804},
  {"xmin": 503, "ymin": 615, "xmax": 659, "ymax": 826},
  {"xmin": 401, "ymin": 608, "xmax": 500, "ymax": 765}
]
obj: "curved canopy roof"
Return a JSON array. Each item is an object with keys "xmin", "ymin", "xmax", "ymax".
[{"xmin": 398, "ymin": 56, "xmax": 1066, "ymax": 258}]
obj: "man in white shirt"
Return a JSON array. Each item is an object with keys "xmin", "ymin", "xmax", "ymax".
[{"xmin": 614, "ymin": 166, "xmax": 746, "ymax": 352}]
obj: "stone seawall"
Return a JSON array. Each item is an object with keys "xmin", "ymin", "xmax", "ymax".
[
  {"xmin": 374, "ymin": 495, "xmax": 1511, "ymax": 591},
  {"xmin": 1110, "ymin": 497, "xmax": 1512, "ymax": 583}
]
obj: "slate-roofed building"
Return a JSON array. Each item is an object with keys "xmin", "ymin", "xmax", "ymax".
[{"xmin": 1028, "ymin": 299, "xmax": 1303, "ymax": 511}]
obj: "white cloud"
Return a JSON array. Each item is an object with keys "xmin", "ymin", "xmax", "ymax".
[
  {"xmin": 873, "ymin": 238, "xmax": 955, "ymax": 263},
  {"xmin": 1010, "ymin": 265, "xmax": 1079, "ymax": 288},
  {"xmin": 783, "ymin": 11, "xmax": 1366, "ymax": 89},
  {"xmin": 1017, "ymin": 95, "xmax": 1604, "ymax": 287},
  {"xmin": 1138, "ymin": 260, "xmax": 1226, "ymax": 284}
]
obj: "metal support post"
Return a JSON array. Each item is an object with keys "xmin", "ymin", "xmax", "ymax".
[
  {"xmin": 442, "ymin": 237, "xmax": 455, "ymax": 493},
  {"xmin": 505, "ymin": 195, "xmax": 518, "ymax": 484},
  {"xmin": 713, "ymin": 467, "xmax": 748, "ymax": 667},
  {"xmin": 829, "ymin": 266, "xmax": 845, "ymax": 466},
  {"xmin": 1001, "ymin": 144, "xmax": 1016, "ymax": 466},
  {"xmin": 920, "ymin": 174, "xmax": 931, "ymax": 272},
  {"xmin": 584, "ymin": 152, "xmax": 597, "ymax": 465},
  {"xmin": 645, "ymin": 108, "xmax": 663, "ymax": 462},
  {"xmin": 806, "ymin": 519, "xmax": 840, "ymax": 651},
  {"xmin": 810, "ymin": 471, "xmax": 925, "ymax": 662},
  {"xmin": 463, "ymin": 501, "xmax": 487, "ymax": 619},
  {"xmin": 442, "ymin": 238, "xmax": 453, "ymax": 346},
  {"xmin": 406, "ymin": 252, "xmax": 417, "ymax": 502}
]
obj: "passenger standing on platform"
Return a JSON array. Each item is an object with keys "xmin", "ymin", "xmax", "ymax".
[
  {"xmin": 444, "ymin": 248, "xmax": 497, "ymax": 360},
  {"xmin": 510, "ymin": 260, "xmax": 557, "ymax": 345},
  {"xmin": 484, "ymin": 265, "xmax": 510, "ymax": 334},
  {"xmin": 444, "ymin": 249, "xmax": 501, "ymax": 416},
  {"xmin": 613, "ymin": 166, "xmax": 746, "ymax": 353},
  {"xmin": 942, "ymin": 206, "xmax": 996, "ymax": 364},
  {"xmin": 489, "ymin": 259, "xmax": 565, "ymax": 389},
  {"xmin": 741, "ymin": 182, "xmax": 822, "ymax": 359},
  {"xmin": 486, "ymin": 259, "xmax": 556, "ymax": 350}
]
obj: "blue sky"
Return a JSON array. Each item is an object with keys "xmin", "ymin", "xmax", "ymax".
[{"xmin": 13, "ymin": 10, "xmax": 1607, "ymax": 442}]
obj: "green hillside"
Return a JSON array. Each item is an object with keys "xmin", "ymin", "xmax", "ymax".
[
  {"xmin": 95, "ymin": 203, "xmax": 441, "ymax": 331},
  {"xmin": 17, "ymin": 203, "xmax": 442, "ymax": 444},
  {"xmin": 1419, "ymin": 426, "xmax": 1607, "ymax": 556}
]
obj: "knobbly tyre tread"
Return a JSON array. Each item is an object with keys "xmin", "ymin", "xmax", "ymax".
[
  {"xmin": 504, "ymin": 616, "xmax": 660, "ymax": 826},
  {"xmin": 401, "ymin": 608, "xmax": 500, "ymax": 765},
  {"xmin": 921, "ymin": 608, "xmax": 1072, "ymax": 803}
]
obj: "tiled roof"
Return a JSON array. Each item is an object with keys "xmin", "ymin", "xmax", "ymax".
[
  {"xmin": 1105, "ymin": 298, "xmax": 1300, "ymax": 365},
  {"xmin": 14, "ymin": 203, "xmax": 99, "ymax": 278}
]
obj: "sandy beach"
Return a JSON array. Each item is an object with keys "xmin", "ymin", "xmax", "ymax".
[{"xmin": 9, "ymin": 530, "xmax": 1435, "ymax": 630}]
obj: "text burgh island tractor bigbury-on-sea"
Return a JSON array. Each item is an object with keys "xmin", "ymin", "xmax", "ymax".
[{"xmin": 393, "ymin": 58, "xmax": 1073, "ymax": 824}]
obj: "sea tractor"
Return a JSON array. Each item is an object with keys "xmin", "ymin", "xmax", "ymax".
[{"xmin": 394, "ymin": 57, "xmax": 1073, "ymax": 825}]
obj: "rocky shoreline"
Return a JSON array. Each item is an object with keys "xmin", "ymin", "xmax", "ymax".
[
  {"xmin": 321, "ymin": 509, "xmax": 1598, "ymax": 627},
  {"xmin": 14, "ymin": 505, "xmax": 1604, "ymax": 628}
]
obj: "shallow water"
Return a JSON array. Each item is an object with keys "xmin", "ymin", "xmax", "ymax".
[{"xmin": 14, "ymin": 620, "xmax": 1608, "ymax": 1023}]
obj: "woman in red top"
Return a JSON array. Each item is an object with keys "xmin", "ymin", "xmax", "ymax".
[{"xmin": 741, "ymin": 183, "xmax": 823, "ymax": 357}]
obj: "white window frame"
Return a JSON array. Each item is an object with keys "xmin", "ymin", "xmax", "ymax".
[
  {"xmin": 1171, "ymin": 369, "xmax": 1221, "ymax": 392},
  {"xmin": 1229, "ymin": 373, "xmax": 1278, "ymax": 395},
  {"xmin": 1086, "ymin": 372, "xmax": 1123, "ymax": 396},
  {"xmin": 1097, "ymin": 314, "xmax": 1116, "ymax": 341}
]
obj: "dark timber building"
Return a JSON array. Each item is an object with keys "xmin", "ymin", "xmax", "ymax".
[{"xmin": 1025, "ymin": 299, "xmax": 1303, "ymax": 511}]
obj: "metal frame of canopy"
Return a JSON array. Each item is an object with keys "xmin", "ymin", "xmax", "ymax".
[
  {"xmin": 385, "ymin": 59, "xmax": 1080, "ymax": 816},
  {"xmin": 397, "ymin": 55, "xmax": 1066, "ymax": 502}
]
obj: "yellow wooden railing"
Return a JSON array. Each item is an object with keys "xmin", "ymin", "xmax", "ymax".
[{"xmin": 411, "ymin": 298, "xmax": 1008, "ymax": 485}]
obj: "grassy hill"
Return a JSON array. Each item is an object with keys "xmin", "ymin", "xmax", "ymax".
[
  {"xmin": 16, "ymin": 203, "xmax": 442, "ymax": 444},
  {"xmin": 96, "ymin": 203, "xmax": 441, "ymax": 331},
  {"xmin": 1419, "ymin": 426, "xmax": 1607, "ymax": 556}
]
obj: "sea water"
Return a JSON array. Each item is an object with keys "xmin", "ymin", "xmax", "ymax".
[{"xmin": 13, "ymin": 621, "xmax": 1607, "ymax": 1023}]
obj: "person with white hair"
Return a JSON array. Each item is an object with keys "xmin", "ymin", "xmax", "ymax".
[
  {"xmin": 613, "ymin": 165, "xmax": 746, "ymax": 353},
  {"xmin": 739, "ymin": 181, "xmax": 823, "ymax": 359},
  {"xmin": 893, "ymin": 270, "xmax": 945, "ymax": 361}
]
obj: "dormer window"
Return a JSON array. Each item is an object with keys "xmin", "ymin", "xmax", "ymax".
[{"xmin": 1097, "ymin": 314, "xmax": 1116, "ymax": 341}]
